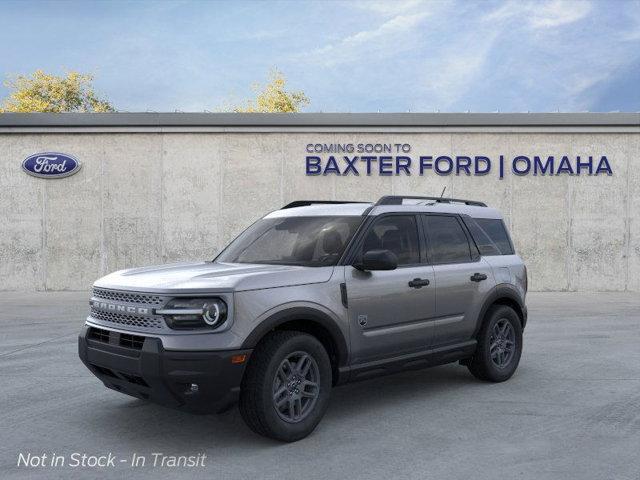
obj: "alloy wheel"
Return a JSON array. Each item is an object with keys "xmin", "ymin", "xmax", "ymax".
[
  {"xmin": 490, "ymin": 318, "xmax": 516, "ymax": 368},
  {"xmin": 272, "ymin": 351, "xmax": 321, "ymax": 423}
]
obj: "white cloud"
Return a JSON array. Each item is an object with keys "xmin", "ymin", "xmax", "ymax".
[
  {"xmin": 620, "ymin": 0, "xmax": 640, "ymax": 41},
  {"xmin": 477, "ymin": 0, "xmax": 636, "ymax": 111},
  {"xmin": 482, "ymin": 1, "xmax": 523, "ymax": 23},
  {"xmin": 329, "ymin": 13, "xmax": 426, "ymax": 47},
  {"xmin": 301, "ymin": 11, "xmax": 431, "ymax": 67},
  {"xmin": 530, "ymin": 0, "xmax": 592, "ymax": 28},
  {"xmin": 291, "ymin": 0, "xmax": 633, "ymax": 112},
  {"xmin": 484, "ymin": 0, "xmax": 592, "ymax": 29},
  {"xmin": 419, "ymin": 29, "xmax": 500, "ymax": 109},
  {"xmin": 351, "ymin": 0, "xmax": 434, "ymax": 16},
  {"xmin": 566, "ymin": 71, "xmax": 612, "ymax": 98}
]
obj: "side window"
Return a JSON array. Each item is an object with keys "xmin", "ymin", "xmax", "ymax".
[
  {"xmin": 424, "ymin": 215, "xmax": 472, "ymax": 264},
  {"xmin": 361, "ymin": 215, "xmax": 420, "ymax": 265},
  {"xmin": 462, "ymin": 217, "xmax": 502, "ymax": 256},
  {"xmin": 474, "ymin": 218, "xmax": 514, "ymax": 255}
]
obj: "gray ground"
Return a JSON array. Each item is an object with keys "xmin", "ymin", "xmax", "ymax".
[{"xmin": 0, "ymin": 291, "xmax": 639, "ymax": 480}]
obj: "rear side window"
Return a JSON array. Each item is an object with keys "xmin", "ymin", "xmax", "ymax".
[
  {"xmin": 423, "ymin": 215, "xmax": 472, "ymax": 264},
  {"xmin": 466, "ymin": 218, "xmax": 514, "ymax": 255}
]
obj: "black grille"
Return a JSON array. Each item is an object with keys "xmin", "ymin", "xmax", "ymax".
[
  {"xmin": 92, "ymin": 288, "xmax": 163, "ymax": 305},
  {"xmin": 88, "ymin": 327, "xmax": 110, "ymax": 343},
  {"xmin": 120, "ymin": 333, "xmax": 145, "ymax": 350},
  {"xmin": 90, "ymin": 307, "xmax": 164, "ymax": 330}
]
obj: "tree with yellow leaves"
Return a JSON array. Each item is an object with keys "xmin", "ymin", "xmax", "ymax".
[
  {"xmin": 234, "ymin": 69, "xmax": 309, "ymax": 113},
  {"xmin": 1, "ymin": 70, "xmax": 114, "ymax": 113}
]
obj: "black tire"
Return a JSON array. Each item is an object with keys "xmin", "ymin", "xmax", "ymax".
[
  {"xmin": 239, "ymin": 331, "xmax": 332, "ymax": 442},
  {"xmin": 467, "ymin": 305, "xmax": 523, "ymax": 382}
]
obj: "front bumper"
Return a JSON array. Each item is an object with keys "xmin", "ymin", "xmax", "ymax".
[{"xmin": 78, "ymin": 325, "xmax": 251, "ymax": 413}]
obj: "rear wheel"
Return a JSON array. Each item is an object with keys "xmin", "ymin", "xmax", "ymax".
[
  {"xmin": 467, "ymin": 305, "xmax": 523, "ymax": 382},
  {"xmin": 239, "ymin": 331, "xmax": 332, "ymax": 442}
]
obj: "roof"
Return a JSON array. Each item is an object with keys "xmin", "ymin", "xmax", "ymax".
[
  {"xmin": 265, "ymin": 201, "xmax": 503, "ymax": 219},
  {"xmin": 372, "ymin": 203, "xmax": 503, "ymax": 219},
  {"xmin": 0, "ymin": 112, "xmax": 638, "ymax": 133},
  {"xmin": 266, "ymin": 203, "xmax": 372, "ymax": 218}
]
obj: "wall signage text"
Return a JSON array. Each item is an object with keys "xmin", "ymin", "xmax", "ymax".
[{"xmin": 305, "ymin": 143, "xmax": 612, "ymax": 178}]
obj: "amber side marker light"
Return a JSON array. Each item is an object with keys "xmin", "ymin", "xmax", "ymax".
[{"xmin": 231, "ymin": 354, "xmax": 248, "ymax": 364}]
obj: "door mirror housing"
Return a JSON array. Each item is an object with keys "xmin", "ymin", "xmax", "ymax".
[{"xmin": 355, "ymin": 249, "xmax": 398, "ymax": 271}]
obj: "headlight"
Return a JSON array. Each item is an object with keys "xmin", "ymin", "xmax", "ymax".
[{"xmin": 156, "ymin": 298, "xmax": 228, "ymax": 330}]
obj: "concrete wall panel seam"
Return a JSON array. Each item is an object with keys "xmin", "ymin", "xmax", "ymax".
[
  {"xmin": 280, "ymin": 135, "xmax": 285, "ymax": 207},
  {"xmin": 625, "ymin": 143, "xmax": 631, "ymax": 291},
  {"xmin": 99, "ymin": 137, "xmax": 105, "ymax": 278},
  {"xmin": 567, "ymin": 136, "xmax": 574, "ymax": 292},
  {"xmin": 41, "ymin": 161, "xmax": 47, "ymax": 291},
  {"xmin": 160, "ymin": 133, "xmax": 166, "ymax": 263}
]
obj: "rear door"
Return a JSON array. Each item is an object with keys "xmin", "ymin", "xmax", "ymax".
[
  {"xmin": 345, "ymin": 214, "xmax": 436, "ymax": 364},
  {"xmin": 422, "ymin": 214, "xmax": 494, "ymax": 346}
]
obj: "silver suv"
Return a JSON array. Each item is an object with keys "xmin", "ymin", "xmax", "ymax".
[{"xmin": 79, "ymin": 195, "xmax": 527, "ymax": 442}]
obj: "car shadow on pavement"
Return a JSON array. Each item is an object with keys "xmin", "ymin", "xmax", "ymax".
[{"xmin": 84, "ymin": 363, "xmax": 475, "ymax": 447}]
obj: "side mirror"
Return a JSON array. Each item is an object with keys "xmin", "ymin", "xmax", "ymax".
[{"xmin": 355, "ymin": 249, "xmax": 398, "ymax": 271}]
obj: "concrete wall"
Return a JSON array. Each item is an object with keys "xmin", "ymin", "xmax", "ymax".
[{"xmin": 1, "ymin": 130, "xmax": 638, "ymax": 291}]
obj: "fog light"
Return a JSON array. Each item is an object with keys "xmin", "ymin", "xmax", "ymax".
[{"xmin": 189, "ymin": 383, "xmax": 199, "ymax": 393}]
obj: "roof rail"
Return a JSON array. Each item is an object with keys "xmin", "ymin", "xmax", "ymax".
[
  {"xmin": 281, "ymin": 200, "xmax": 369, "ymax": 209},
  {"xmin": 375, "ymin": 195, "xmax": 487, "ymax": 207}
]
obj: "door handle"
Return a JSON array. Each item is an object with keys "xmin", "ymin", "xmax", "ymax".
[
  {"xmin": 408, "ymin": 278, "xmax": 430, "ymax": 288},
  {"xmin": 470, "ymin": 273, "xmax": 488, "ymax": 282}
]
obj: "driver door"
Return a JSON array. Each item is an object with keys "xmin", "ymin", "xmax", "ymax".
[{"xmin": 345, "ymin": 214, "xmax": 436, "ymax": 365}]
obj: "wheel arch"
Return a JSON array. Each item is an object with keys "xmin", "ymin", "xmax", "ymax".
[
  {"xmin": 474, "ymin": 284, "xmax": 527, "ymax": 337},
  {"xmin": 241, "ymin": 306, "xmax": 349, "ymax": 385}
]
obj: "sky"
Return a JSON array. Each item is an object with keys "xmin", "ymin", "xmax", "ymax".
[{"xmin": 0, "ymin": 0, "xmax": 638, "ymax": 112}]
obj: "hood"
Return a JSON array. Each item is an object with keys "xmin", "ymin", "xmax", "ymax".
[{"xmin": 93, "ymin": 261, "xmax": 335, "ymax": 294}]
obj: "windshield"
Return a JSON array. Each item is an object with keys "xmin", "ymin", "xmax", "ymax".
[{"xmin": 215, "ymin": 216, "xmax": 364, "ymax": 267}]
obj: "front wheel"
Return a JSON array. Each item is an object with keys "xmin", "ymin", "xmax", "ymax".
[
  {"xmin": 467, "ymin": 305, "xmax": 523, "ymax": 382},
  {"xmin": 239, "ymin": 331, "xmax": 332, "ymax": 442}
]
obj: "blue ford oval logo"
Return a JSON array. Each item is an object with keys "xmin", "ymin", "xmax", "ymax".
[{"xmin": 22, "ymin": 152, "xmax": 81, "ymax": 179}]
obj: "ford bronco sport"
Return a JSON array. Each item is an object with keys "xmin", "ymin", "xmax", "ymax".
[{"xmin": 79, "ymin": 195, "xmax": 527, "ymax": 442}]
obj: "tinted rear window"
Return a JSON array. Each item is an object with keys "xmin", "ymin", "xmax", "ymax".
[
  {"xmin": 466, "ymin": 218, "xmax": 514, "ymax": 255},
  {"xmin": 424, "ymin": 215, "xmax": 472, "ymax": 264}
]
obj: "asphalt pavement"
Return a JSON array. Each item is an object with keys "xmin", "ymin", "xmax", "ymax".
[{"xmin": 1, "ymin": 291, "xmax": 639, "ymax": 480}]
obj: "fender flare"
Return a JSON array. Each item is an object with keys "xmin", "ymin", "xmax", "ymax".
[
  {"xmin": 240, "ymin": 306, "xmax": 349, "ymax": 367},
  {"xmin": 473, "ymin": 284, "xmax": 527, "ymax": 337}
]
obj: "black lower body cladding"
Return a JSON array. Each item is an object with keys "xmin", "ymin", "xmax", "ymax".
[{"xmin": 78, "ymin": 325, "xmax": 252, "ymax": 413}]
